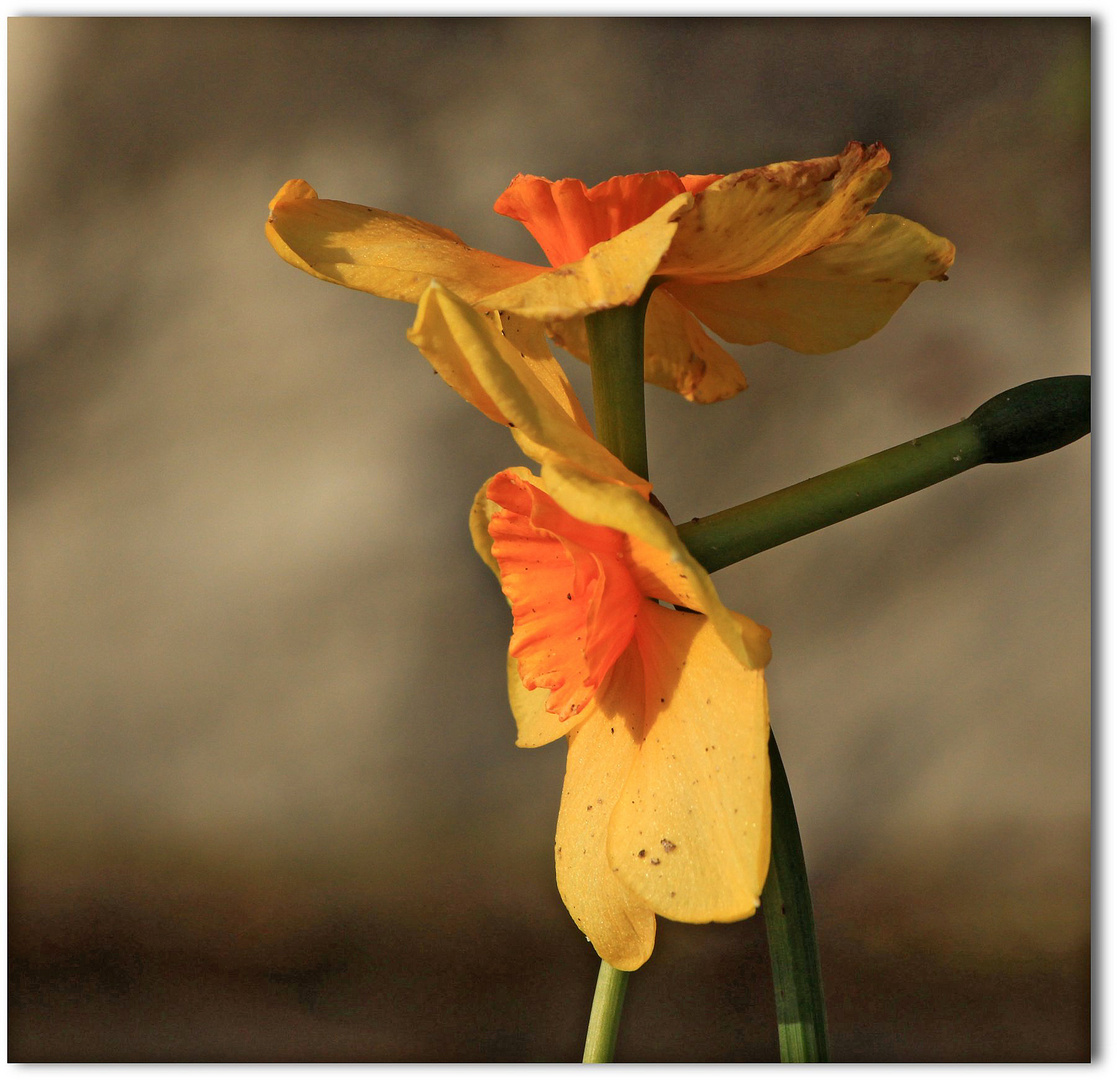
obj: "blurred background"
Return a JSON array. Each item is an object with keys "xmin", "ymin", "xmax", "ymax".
[{"xmin": 8, "ymin": 16, "xmax": 1090, "ymax": 1063}]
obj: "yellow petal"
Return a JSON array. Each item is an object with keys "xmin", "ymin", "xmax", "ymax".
[
  {"xmin": 266, "ymin": 179, "xmax": 543, "ymax": 304},
  {"xmin": 555, "ymin": 642, "xmax": 657, "ymax": 970},
  {"xmin": 538, "ymin": 460, "xmax": 771, "ymax": 671},
  {"xmin": 609, "ymin": 603, "xmax": 771, "ymax": 923},
  {"xmin": 409, "ymin": 283, "xmax": 649, "ymax": 493},
  {"xmin": 544, "ymin": 318, "xmax": 590, "ymax": 361},
  {"xmin": 476, "ymin": 193, "xmax": 693, "ymax": 321},
  {"xmin": 659, "ymin": 142, "xmax": 892, "ymax": 282},
  {"xmin": 665, "ymin": 213, "xmax": 956, "ymax": 353},
  {"xmin": 508, "ymin": 650, "xmax": 595, "ymax": 748},
  {"xmin": 643, "ymin": 289, "xmax": 748, "ymax": 402},
  {"xmin": 492, "ymin": 312, "xmax": 595, "ymax": 435},
  {"xmin": 548, "ymin": 288, "xmax": 748, "ymax": 404},
  {"xmin": 469, "ymin": 467, "xmax": 537, "ymax": 580}
]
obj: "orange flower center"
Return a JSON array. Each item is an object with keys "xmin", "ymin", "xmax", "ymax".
[
  {"xmin": 486, "ymin": 470, "xmax": 644, "ymax": 718},
  {"xmin": 494, "ymin": 170, "xmax": 722, "ymax": 268}
]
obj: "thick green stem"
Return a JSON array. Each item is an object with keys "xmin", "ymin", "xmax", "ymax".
[
  {"xmin": 761, "ymin": 732, "xmax": 829, "ymax": 1062},
  {"xmin": 585, "ymin": 290, "xmax": 655, "ymax": 479},
  {"xmin": 679, "ymin": 376, "xmax": 1090, "ymax": 573},
  {"xmin": 582, "ymin": 961, "xmax": 630, "ymax": 1063}
]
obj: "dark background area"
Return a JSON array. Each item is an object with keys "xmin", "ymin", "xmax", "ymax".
[{"xmin": 8, "ymin": 16, "xmax": 1090, "ymax": 1062}]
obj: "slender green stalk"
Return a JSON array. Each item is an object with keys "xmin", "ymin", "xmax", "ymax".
[
  {"xmin": 584, "ymin": 289, "xmax": 656, "ymax": 479},
  {"xmin": 680, "ymin": 419, "xmax": 984, "ymax": 573},
  {"xmin": 761, "ymin": 732, "xmax": 829, "ymax": 1062},
  {"xmin": 679, "ymin": 376, "xmax": 1090, "ymax": 573},
  {"xmin": 582, "ymin": 961, "xmax": 630, "ymax": 1063}
]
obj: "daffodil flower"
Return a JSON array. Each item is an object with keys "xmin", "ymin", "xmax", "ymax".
[
  {"xmin": 267, "ymin": 142, "xmax": 954, "ymax": 403},
  {"xmin": 407, "ymin": 282, "xmax": 772, "ymax": 970}
]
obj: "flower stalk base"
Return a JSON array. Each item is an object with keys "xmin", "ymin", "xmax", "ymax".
[{"xmin": 582, "ymin": 961, "xmax": 630, "ymax": 1063}]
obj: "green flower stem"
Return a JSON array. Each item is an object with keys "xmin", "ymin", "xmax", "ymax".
[
  {"xmin": 582, "ymin": 961, "xmax": 630, "ymax": 1063},
  {"xmin": 585, "ymin": 289, "xmax": 656, "ymax": 479},
  {"xmin": 762, "ymin": 731, "xmax": 829, "ymax": 1062},
  {"xmin": 679, "ymin": 376, "xmax": 1090, "ymax": 574}
]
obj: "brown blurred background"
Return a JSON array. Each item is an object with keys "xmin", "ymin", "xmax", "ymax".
[{"xmin": 8, "ymin": 16, "xmax": 1090, "ymax": 1062}]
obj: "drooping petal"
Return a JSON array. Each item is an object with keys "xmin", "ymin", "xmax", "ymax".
[
  {"xmin": 643, "ymin": 289, "xmax": 749, "ymax": 402},
  {"xmin": 409, "ymin": 283, "xmax": 649, "ymax": 493},
  {"xmin": 492, "ymin": 312, "xmax": 595, "ymax": 435},
  {"xmin": 266, "ymin": 180, "xmax": 544, "ymax": 304},
  {"xmin": 476, "ymin": 193, "xmax": 693, "ymax": 321},
  {"xmin": 608, "ymin": 602, "xmax": 771, "ymax": 923},
  {"xmin": 554, "ymin": 642, "xmax": 657, "ymax": 970},
  {"xmin": 658, "ymin": 142, "xmax": 892, "ymax": 283},
  {"xmin": 664, "ymin": 213, "xmax": 957, "ymax": 353},
  {"xmin": 547, "ymin": 288, "xmax": 748, "ymax": 404},
  {"xmin": 494, "ymin": 171, "xmax": 718, "ymax": 267}
]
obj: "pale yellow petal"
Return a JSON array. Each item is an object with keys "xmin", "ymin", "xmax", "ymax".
[
  {"xmin": 493, "ymin": 312, "xmax": 594, "ymax": 436},
  {"xmin": 609, "ymin": 603, "xmax": 771, "ymax": 923},
  {"xmin": 665, "ymin": 213, "xmax": 956, "ymax": 353},
  {"xmin": 555, "ymin": 643, "xmax": 657, "ymax": 970},
  {"xmin": 477, "ymin": 193, "xmax": 693, "ymax": 320},
  {"xmin": 266, "ymin": 179, "xmax": 544, "ymax": 304},
  {"xmin": 547, "ymin": 289, "xmax": 748, "ymax": 404},
  {"xmin": 408, "ymin": 283, "xmax": 649, "ymax": 492},
  {"xmin": 659, "ymin": 142, "xmax": 892, "ymax": 282}
]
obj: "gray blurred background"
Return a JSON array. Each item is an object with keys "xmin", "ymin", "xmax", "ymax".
[{"xmin": 8, "ymin": 16, "xmax": 1090, "ymax": 1062}]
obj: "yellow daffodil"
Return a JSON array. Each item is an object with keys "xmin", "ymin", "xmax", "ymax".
[
  {"xmin": 267, "ymin": 142, "xmax": 954, "ymax": 403},
  {"xmin": 407, "ymin": 282, "xmax": 772, "ymax": 970}
]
